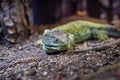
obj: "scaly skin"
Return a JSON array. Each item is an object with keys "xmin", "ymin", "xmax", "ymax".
[{"xmin": 34, "ymin": 20, "xmax": 120, "ymax": 53}]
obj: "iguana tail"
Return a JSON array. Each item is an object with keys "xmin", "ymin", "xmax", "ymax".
[
  {"xmin": 99, "ymin": 24, "xmax": 120, "ymax": 38},
  {"xmin": 104, "ymin": 27, "xmax": 120, "ymax": 38}
]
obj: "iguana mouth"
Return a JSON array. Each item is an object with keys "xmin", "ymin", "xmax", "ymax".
[{"xmin": 42, "ymin": 44, "xmax": 68, "ymax": 53}]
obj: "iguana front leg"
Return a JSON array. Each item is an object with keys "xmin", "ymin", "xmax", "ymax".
[{"xmin": 33, "ymin": 29, "xmax": 50, "ymax": 46}]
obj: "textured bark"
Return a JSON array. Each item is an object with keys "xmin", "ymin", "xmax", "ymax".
[{"xmin": 0, "ymin": 0, "xmax": 29, "ymax": 44}]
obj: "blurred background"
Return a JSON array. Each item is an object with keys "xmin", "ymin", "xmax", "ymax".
[
  {"xmin": 28, "ymin": 0, "xmax": 120, "ymax": 25},
  {"xmin": 0, "ymin": 0, "xmax": 120, "ymax": 43}
]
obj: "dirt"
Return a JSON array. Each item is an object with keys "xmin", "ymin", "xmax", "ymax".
[
  {"xmin": 0, "ymin": 36, "xmax": 120, "ymax": 80},
  {"xmin": 0, "ymin": 15, "xmax": 120, "ymax": 80}
]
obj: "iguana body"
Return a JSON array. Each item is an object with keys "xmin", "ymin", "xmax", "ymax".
[{"xmin": 34, "ymin": 20, "xmax": 120, "ymax": 53}]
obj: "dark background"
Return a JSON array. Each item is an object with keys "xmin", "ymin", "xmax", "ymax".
[{"xmin": 28, "ymin": 0, "xmax": 120, "ymax": 25}]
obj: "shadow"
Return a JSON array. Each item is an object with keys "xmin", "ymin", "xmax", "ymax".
[{"xmin": 46, "ymin": 50, "xmax": 67, "ymax": 55}]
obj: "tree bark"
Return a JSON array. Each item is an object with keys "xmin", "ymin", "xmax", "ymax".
[{"xmin": 0, "ymin": 0, "xmax": 29, "ymax": 44}]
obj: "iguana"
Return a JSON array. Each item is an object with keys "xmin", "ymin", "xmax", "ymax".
[{"xmin": 34, "ymin": 20, "xmax": 120, "ymax": 53}]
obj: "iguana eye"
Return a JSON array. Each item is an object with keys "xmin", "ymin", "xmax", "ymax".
[{"xmin": 55, "ymin": 39, "xmax": 58, "ymax": 42}]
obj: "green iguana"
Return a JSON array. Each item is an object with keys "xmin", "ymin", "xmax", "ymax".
[{"xmin": 34, "ymin": 20, "xmax": 120, "ymax": 53}]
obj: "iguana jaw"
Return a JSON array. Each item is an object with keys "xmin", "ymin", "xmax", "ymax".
[{"xmin": 42, "ymin": 44, "xmax": 68, "ymax": 53}]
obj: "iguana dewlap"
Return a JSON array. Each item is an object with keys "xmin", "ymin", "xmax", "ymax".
[{"xmin": 34, "ymin": 20, "xmax": 120, "ymax": 53}]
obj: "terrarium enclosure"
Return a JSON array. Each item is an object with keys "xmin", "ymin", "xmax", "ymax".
[{"xmin": 0, "ymin": 0, "xmax": 120, "ymax": 80}]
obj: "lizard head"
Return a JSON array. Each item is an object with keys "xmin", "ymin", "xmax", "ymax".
[{"xmin": 40, "ymin": 29, "xmax": 75, "ymax": 53}]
